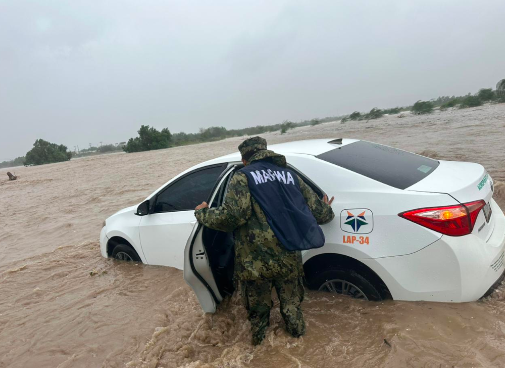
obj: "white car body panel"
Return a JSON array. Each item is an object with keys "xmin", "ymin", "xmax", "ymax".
[
  {"xmin": 102, "ymin": 205, "xmax": 147, "ymax": 263},
  {"xmin": 98, "ymin": 138, "xmax": 505, "ymax": 313},
  {"xmin": 408, "ymin": 160, "xmax": 488, "ymax": 203},
  {"xmin": 139, "ymin": 211, "xmax": 196, "ymax": 269},
  {"xmin": 361, "ymin": 199, "xmax": 505, "ymax": 302}
]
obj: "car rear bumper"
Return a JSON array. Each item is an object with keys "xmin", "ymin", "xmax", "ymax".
[
  {"xmin": 100, "ymin": 226, "xmax": 108, "ymax": 258},
  {"xmin": 363, "ymin": 199, "xmax": 505, "ymax": 302}
]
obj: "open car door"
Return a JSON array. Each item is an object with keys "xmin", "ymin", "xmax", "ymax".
[{"xmin": 183, "ymin": 164, "xmax": 238, "ymax": 313}]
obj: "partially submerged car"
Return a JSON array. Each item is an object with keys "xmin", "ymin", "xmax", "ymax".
[{"xmin": 100, "ymin": 139, "xmax": 505, "ymax": 312}]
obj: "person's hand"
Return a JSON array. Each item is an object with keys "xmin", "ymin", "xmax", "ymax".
[
  {"xmin": 195, "ymin": 202, "xmax": 208, "ymax": 210},
  {"xmin": 323, "ymin": 194, "xmax": 334, "ymax": 206}
]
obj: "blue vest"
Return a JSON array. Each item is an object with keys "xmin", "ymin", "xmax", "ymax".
[{"xmin": 239, "ymin": 160, "xmax": 325, "ymax": 251}]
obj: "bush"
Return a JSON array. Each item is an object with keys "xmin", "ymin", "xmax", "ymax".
[
  {"xmin": 199, "ymin": 126, "xmax": 228, "ymax": 140},
  {"xmin": 0, "ymin": 156, "xmax": 25, "ymax": 169},
  {"xmin": 367, "ymin": 108, "xmax": 383, "ymax": 119},
  {"xmin": 496, "ymin": 79, "xmax": 505, "ymax": 97},
  {"xmin": 459, "ymin": 95, "xmax": 482, "ymax": 108},
  {"xmin": 411, "ymin": 100, "xmax": 434, "ymax": 115},
  {"xmin": 382, "ymin": 107, "xmax": 402, "ymax": 115},
  {"xmin": 341, "ymin": 117, "xmax": 349, "ymax": 123},
  {"xmin": 440, "ymin": 99, "xmax": 459, "ymax": 110},
  {"xmin": 280, "ymin": 121, "xmax": 294, "ymax": 134},
  {"xmin": 349, "ymin": 111, "xmax": 361, "ymax": 121},
  {"xmin": 97, "ymin": 144, "xmax": 117, "ymax": 153},
  {"xmin": 123, "ymin": 125, "xmax": 172, "ymax": 153},
  {"xmin": 477, "ymin": 88, "xmax": 495, "ymax": 102},
  {"xmin": 24, "ymin": 139, "xmax": 72, "ymax": 166},
  {"xmin": 310, "ymin": 118, "xmax": 322, "ymax": 126}
]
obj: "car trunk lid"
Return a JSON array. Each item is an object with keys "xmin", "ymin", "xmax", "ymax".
[{"xmin": 407, "ymin": 160, "xmax": 495, "ymax": 241}]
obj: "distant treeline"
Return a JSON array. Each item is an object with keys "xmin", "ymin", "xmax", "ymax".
[
  {"xmin": 123, "ymin": 81, "xmax": 505, "ymax": 153},
  {"xmin": 3, "ymin": 80, "xmax": 504, "ymax": 166}
]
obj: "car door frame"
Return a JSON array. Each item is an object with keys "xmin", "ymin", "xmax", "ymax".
[
  {"xmin": 184, "ymin": 163, "xmax": 238, "ymax": 312},
  {"xmin": 138, "ymin": 163, "xmax": 229, "ymax": 267}
]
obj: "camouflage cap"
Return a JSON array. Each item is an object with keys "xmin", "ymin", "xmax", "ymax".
[{"xmin": 238, "ymin": 136, "xmax": 267, "ymax": 157}]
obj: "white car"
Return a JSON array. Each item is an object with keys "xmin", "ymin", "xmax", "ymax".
[{"xmin": 100, "ymin": 139, "xmax": 505, "ymax": 312}]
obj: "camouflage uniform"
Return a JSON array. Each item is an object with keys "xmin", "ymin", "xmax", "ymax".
[{"xmin": 195, "ymin": 137, "xmax": 334, "ymax": 344}]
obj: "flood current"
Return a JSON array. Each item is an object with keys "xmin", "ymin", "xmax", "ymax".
[{"xmin": 1, "ymin": 104, "xmax": 505, "ymax": 367}]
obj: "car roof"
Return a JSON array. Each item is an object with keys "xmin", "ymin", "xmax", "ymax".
[{"xmin": 203, "ymin": 138, "xmax": 359, "ymax": 165}]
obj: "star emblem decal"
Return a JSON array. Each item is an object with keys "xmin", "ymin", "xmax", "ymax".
[{"xmin": 344, "ymin": 211, "xmax": 368, "ymax": 232}]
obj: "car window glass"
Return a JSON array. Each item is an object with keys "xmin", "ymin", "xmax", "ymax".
[
  {"xmin": 155, "ymin": 165, "xmax": 226, "ymax": 213},
  {"xmin": 317, "ymin": 141, "xmax": 440, "ymax": 189}
]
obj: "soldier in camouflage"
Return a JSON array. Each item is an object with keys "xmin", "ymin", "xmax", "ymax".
[{"xmin": 195, "ymin": 136, "xmax": 334, "ymax": 345}]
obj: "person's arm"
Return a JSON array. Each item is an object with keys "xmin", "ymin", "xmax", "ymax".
[
  {"xmin": 194, "ymin": 172, "xmax": 251, "ymax": 232},
  {"xmin": 297, "ymin": 175, "xmax": 335, "ymax": 224}
]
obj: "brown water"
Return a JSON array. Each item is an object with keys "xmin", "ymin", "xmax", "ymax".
[{"xmin": 1, "ymin": 104, "xmax": 505, "ymax": 368}]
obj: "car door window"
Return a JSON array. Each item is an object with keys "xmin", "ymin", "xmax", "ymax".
[{"xmin": 154, "ymin": 164, "xmax": 227, "ymax": 213}]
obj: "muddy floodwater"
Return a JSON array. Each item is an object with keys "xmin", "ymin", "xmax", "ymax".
[{"xmin": 1, "ymin": 104, "xmax": 505, "ymax": 368}]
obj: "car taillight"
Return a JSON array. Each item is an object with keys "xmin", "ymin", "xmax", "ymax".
[{"xmin": 398, "ymin": 200, "xmax": 486, "ymax": 237}]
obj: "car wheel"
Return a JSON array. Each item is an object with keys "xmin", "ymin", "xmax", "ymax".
[
  {"xmin": 111, "ymin": 244, "xmax": 141, "ymax": 262},
  {"xmin": 308, "ymin": 267, "xmax": 382, "ymax": 301}
]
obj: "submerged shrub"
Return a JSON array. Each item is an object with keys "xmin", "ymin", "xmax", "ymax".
[
  {"xmin": 477, "ymin": 88, "xmax": 495, "ymax": 102},
  {"xmin": 366, "ymin": 108, "xmax": 383, "ymax": 119},
  {"xmin": 459, "ymin": 95, "xmax": 482, "ymax": 108},
  {"xmin": 411, "ymin": 100, "xmax": 434, "ymax": 115},
  {"xmin": 349, "ymin": 111, "xmax": 361, "ymax": 120}
]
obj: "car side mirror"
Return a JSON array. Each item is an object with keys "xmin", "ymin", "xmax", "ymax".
[{"xmin": 136, "ymin": 200, "xmax": 150, "ymax": 216}]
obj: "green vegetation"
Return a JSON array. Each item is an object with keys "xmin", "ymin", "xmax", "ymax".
[
  {"xmin": 97, "ymin": 144, "xmax": 120, "ymax": 153},
  {"xmin": 24, "ymin": 139, "xmax": 72, "ymax": 166},
  {"xmin": 0, "ymin": 156, "xmax": 25, "ymax": 169},
  {"xmin": 123, "ymin": 125, "xmax": 173, "ymax": 153},
  {"xmin": 439, "ymin": 99, "xmax": 459, "ymax": 110},
  {"xmin": 411, "ymin": 100, "xmax": 434, "ymax": 115},
  {"xmin": 460, "ymin": 95, "xmax": 483, "ymax": 108},
  {"xmin": 349, "ymin": 111, "xmax": 361, "ymax": 120},
  {"xmin": 382, "ymin": 107, "xmax": 402, "ymax": 115},
  {"xmin": 367, "ymin": 108, "xmax": 383, "ymax": 119},
  {"xmin": 477, "ymin": 88, "xmax": 495, "ymax": 102},
  {"xmin": 8, "ymin": 79, "xmax": 503, "ymax": 162},
  {"xmin": 280, "ymin": 121, "xmax": 295, "ymax": 134},
  {"xmin": 497, "ymin": 79, "xmax": 505, "ymax": 97}
]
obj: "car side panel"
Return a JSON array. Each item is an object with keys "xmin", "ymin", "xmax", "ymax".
[
  {"xmin": 104, "ymin": 207, "xmax": 146, "ymax": 263},
  {"xmin": 288, "ymin": 155, "xmax": 456, "ymax": 258}
]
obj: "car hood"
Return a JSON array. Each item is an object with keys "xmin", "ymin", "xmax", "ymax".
[{"xmin": 110, "ymin": 204, "xmax": 138, "ymax": 218}]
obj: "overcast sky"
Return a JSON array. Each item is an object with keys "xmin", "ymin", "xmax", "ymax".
[{"xmin": 1, "ymin": 0, "xmax": 504, "ymax": 161}]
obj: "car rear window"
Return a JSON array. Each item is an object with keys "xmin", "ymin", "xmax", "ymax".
[{"xmin": 316, "ymin": 141, "xmax": 440, "ymax": 189}]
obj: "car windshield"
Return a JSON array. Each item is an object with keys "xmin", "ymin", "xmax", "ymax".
[{"xmin": 316, "ymin": 141, "xmax": 440, "ymax": 189}]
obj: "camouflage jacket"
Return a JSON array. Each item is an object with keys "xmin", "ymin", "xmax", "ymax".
[{"xmin": 195, "ymin": 150, "xmax": 335, "ymax": 281}]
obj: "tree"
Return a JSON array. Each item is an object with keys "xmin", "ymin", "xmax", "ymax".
[
  {"xmin": 411, "ymin": 100, "xmax": 434, "ymax": 115},
  {"xmin": 496, "ymin": 79, "xmax": 505, "ymax": 98},
  {"xmin": 477, "ymin": 88, "xmax": 495, "ymax": 102},
  {"xmin": 0, "ymin": 156, "xmax": 25, "ymax": 169},
  {"xmin": 459, "ymin": 95, "xmax": 482, "ymax": 108},
  {"xmin": 439, "ymin": 99, "xmax": 460, "ymax": 110},
  {"xmin": 97, "ymin": 144, "xmax": 117, "ymax": 153},
  {"xmin": 280, "ymin": 121, "xmax": 294, "ymax": 134},
  {"xmin": 123, "ymin": 125, "xmax": 172, "ymax": 153},
  {"xmin": 24, "ymin": 139, "xmax": 72, "ymax": 166},
  {"xmin": 199, "ymin": 126, "xmax": 228, "ymax": 140},
  {"xmin": 367, "ymin": 108, "xmax": 384, "ymax": 119},
  {"xmin": 349, "ymin": 111, "xmax": 361, "ymax": 120}
]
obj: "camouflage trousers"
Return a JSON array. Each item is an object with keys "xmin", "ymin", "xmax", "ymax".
[{"xmin": 240, "ymin": 278, "xmax": 305, "ymax": 345}]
